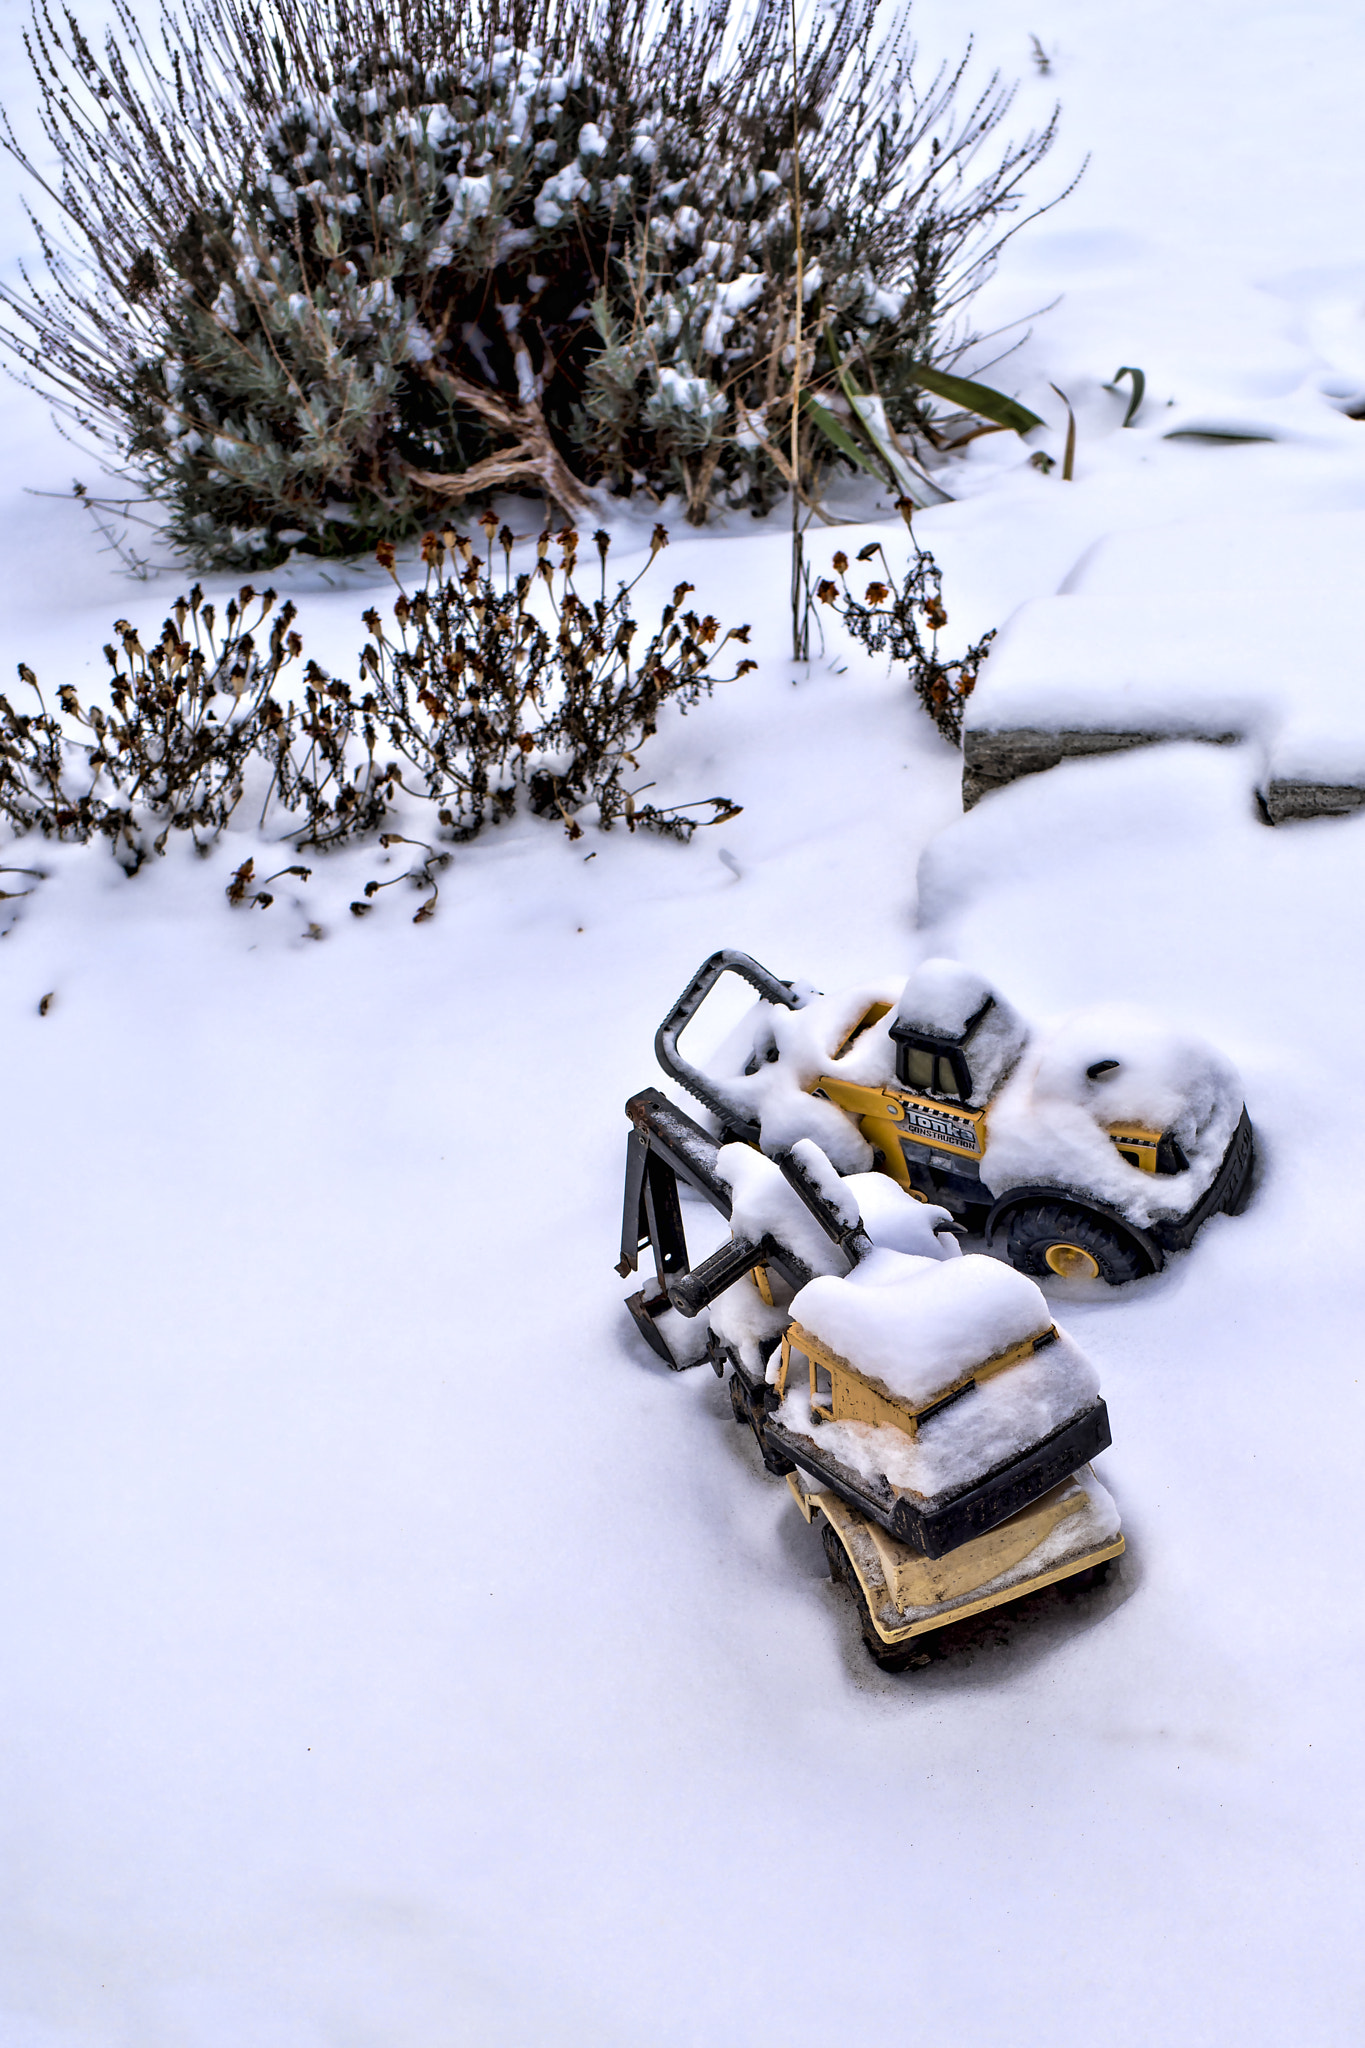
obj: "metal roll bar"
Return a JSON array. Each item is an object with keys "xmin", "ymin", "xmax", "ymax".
[{"xmin": 653, "ymin": 949, "xmax": 807, "ymax": 1141}]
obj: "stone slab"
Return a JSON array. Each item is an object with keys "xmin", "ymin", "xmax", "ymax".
[{"xmin": 962, "ymin": 727, "xmax": 1241, "ymax": 810}]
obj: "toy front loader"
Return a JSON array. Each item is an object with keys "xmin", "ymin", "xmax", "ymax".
[
  {"xmin": 619, "ymin": 1075, "xmax": 880, "ymax": 1466},
  {"xmin": 633, "ymin": 948, "xmax": 1255, "ymax": 1286}
]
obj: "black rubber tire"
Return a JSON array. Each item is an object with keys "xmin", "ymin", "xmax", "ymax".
[
  {"xmin": 820, "ymin": 1519, "xmax": 852, "ymax": 1585},
  {"xmin": 820, "ymin": 1521, "xmax": 929, "ymax": 1673},
  {"xmin": 1005, "ymin": 1201, "xmax": 1153, "ymax": 1286},
  {"xmin": 732, "ymin": 1372, "xmax": 795, "ymax": 1473}
]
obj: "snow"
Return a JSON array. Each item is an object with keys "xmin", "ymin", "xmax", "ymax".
[
  {"xmin": 982, "ymin": 1000, "xmax": 1245, "ymax": 1224},
  {"xmin": 893, "ymin": 955, "xmax": 996, "ymax": 1039},
  {"xmin": 776, "ymin": 1322, "xmax": 1100, "ymax": 1504},
  {"xmin": 842, "ymin": 1172, "xmax": 961, "ymax": 1259},
  {"xmin": 706, "ymin": 1267, "xmax": 786, "ymax": 1372},
  {"xmin": 2, "ymin": 0, "xmax": 1365, "ymax": 2042},
  {"xmin": 715, "ymin": 1141, "xmax": 850, "ymax": 1277},
  {"xmin": 789, "ymin": 1248, "xmax": 1052, "ymax": 1405},
  {"xmin": 966, "ymin": 539, "xmax": 1365, "ymax": 791}
]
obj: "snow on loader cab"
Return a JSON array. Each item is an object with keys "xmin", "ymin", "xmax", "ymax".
[
  {"xmin": 619, "ymin": 949, "xmax": 1254, "ymax": 1362},
  {"xmin": 620, "ymin": 1123, "xmax": 1125, "ymax": 1669}
]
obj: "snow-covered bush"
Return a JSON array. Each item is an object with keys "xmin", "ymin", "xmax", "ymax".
[
  {"xmin": 817, "ymin": 513, "xmax": 996, "ymax": 742},
  {"xmin": 363, "ymin": 516, "xmax": 753, "ymax": 840},
  {"xmin": 0, "ymin": 0, "xmax": 1061, "ymax": 565}
]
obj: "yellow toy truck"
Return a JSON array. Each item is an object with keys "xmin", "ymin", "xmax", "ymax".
[{"xmin": 621, "ymin": 1126, "xmax": 1124, "ymax": 1669}]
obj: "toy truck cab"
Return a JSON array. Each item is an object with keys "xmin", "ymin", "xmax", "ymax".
[{"xmin": 813, "ymin": 974, "xmax": 1023, "ymax": 1227}]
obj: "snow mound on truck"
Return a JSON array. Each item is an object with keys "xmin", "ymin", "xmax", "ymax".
[
  {"xmin": 789, "ymin": 1249, "xmax": 1050, "ymax": 1409},
  {"xmin": 982, "ymin": 1002, "xmax": 1244, "ymax": 1226},
  {"xmin": 893, "ymin": 959, "xmax": 1028, "ymax": 1107},
  {"xmin": 696, "ymin": 980, "xmax": 902, "ymax": 1170},
  {"xmin": 707, "ymin": 1148, "xmax": 960, "ymax": 1373}
]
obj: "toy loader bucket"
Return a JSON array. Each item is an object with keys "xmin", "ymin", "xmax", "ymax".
[{"xmin": 654, "ymin": 950, "xmax": 807, "ymax": 1141}]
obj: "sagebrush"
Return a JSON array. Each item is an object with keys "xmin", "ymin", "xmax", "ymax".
[{"xmin": 0, "ymin": 0, "xmax": 1062, "ymax": 564}]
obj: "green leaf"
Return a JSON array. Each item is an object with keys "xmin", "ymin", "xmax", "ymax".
[
  {"xmin": 903, "ymin": 363, "xmax": 1043, "ymax": 435},
  {"xmin": 1049, "ymin": 383, "xmax": 1077, "ymax": 481},
  {"xmin": 800, "ymin": 392, "xmax": 886, "ymax": 481},
  {"xmin": 1162, "ymin": 427, "xmax": 1277, "ymax": 444},
  {"xmin": 1105, "ymin": 365, "xmax": 1145, "ymax": 427},
  {"xmin": 817, "ymin": 322, "xmax": 952, "ymax": 507}
]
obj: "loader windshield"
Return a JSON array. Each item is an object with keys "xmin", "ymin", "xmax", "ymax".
[{"xmin": 902, "ymin": 1046, "xmax": 966, "ymax": 1099}]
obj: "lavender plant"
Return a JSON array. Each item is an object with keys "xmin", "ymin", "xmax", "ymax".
[{"xmin": 0, "ymin": 0, "xmax": 1063, "ymax": 563}]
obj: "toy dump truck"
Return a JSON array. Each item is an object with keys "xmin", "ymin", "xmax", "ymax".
[
  {"xmin": 622, "ymin": 950, "xmax": 1253, "ymax": 1320},
  {"xmin": 769, "ymin": 1200, "xmax": 1122, "ymax": 1667},
  {"xmin": 622, "ymin": 1129, "xmax": 1124, "ymax": 1668}
]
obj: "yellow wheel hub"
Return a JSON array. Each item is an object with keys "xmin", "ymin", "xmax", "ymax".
[{"xmin": 1044, "ymin": 1242, "xmax": 1100, "ymax": 1280}]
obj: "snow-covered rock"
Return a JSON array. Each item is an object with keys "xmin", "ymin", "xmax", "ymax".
[{"xmin": 963, "ymin": 509, "xmax": 1365, "ymax": 819}]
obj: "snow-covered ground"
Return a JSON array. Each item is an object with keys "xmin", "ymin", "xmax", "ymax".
[{"xmin": 2, "ymin": 2, "xmax": 1365, "ymax": 2042}]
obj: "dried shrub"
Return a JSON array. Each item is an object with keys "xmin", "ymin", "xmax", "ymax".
[
  {"xmin": 816, "ymin": 504, "xmax": 995, "ymax": 743},
  {"xmin": 0, "ymin": 585, "xmax": 371, "ymax": 868},
  {"xmin": 364, "ymin": 515, "xmax": 754, "ymax": 839},
  {"xmin": 0, "ymin": 522, "xmax": 753, "ymax": 893},
  {"xmin": 0, "ymin": 0, "xmax": 1063, "ymax": 563}
]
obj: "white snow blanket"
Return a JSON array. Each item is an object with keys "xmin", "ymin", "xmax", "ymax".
[
  {"xmin": 966, "ymin": 508, "xmax": 1365, "ymax": 791},
  {"xmin": 2, "ymin": 0, "xmax": 1363, "ymax": 2038}
]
